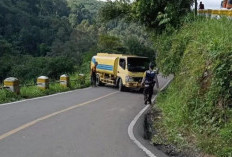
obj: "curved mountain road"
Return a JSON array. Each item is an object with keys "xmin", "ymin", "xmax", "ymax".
[{"xmin": 0, "ymin": 75, "xmax": 172, "ymax": 157}]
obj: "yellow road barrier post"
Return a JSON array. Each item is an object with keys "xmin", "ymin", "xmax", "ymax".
[
  {"xmin": 37, "ymin": 76, "xmax": 49, "ymax": 90},
  {"xmin": 60, "ymin": 74, "xmax": 70, "ymax": 88},
  {"xmin": 4, "ymin": 77, "xmax": 20, "ymax": 94}
]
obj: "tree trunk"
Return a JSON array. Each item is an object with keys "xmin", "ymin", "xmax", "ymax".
[{"xmin": 195, "ymin": 0, "xmax": 197, "ymax": 16}]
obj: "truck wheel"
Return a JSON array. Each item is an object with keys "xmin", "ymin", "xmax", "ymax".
[
  {"xmin": 119, "ymin": 79, "xmax": 125, "ymax": 92},
  {"xmin": 96, "ymin": 75, "xmax": 104, "ymax": 86}
]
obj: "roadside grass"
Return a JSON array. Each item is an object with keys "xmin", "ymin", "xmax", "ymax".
[
  {"xmin": 154, "ymin": 17, "xmax": 232, "ymax": 156},
  {"xmin": 20, "ymin": 86, "xmax": 46, "ymax": 98},
  {"xmin": 0, "ymin": 89, "xmax": 21, "ymax": 104},
  {"xmin": 0, "ymin": 73, "xmax": 91, "ymax": 104}
]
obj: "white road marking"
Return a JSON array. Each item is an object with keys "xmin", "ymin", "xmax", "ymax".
[
  {"xmin": 0, "ymin": 87, "xmax": 91, "ymax": 107},
  {"xmin": 128, "ymin": 78, "xmax": 173, "ymax": 157}
]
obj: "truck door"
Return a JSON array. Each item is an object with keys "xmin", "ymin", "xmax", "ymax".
[{"xmin": 117, "ymin": 58, "xmax": 127, "ymax": 85}]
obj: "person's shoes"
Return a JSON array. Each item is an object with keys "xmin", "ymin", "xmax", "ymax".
[
  {"xmin": 144, "ymin": 101, "xmax": 147, "ymax": 105},
  {"xmin": 148, "ymin": 101, "xmax": 152, "ymax": 105}
]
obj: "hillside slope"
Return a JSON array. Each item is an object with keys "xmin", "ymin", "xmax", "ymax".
[{"xmin": 154, "ymin": 17, "xmax": 232, "ymax": 156}]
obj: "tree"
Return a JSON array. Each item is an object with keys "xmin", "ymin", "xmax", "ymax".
[
  {"xmin": 98, "ymin": 34, "xmax": 126, "ymax": 53},
  {"xmin": 0, "ymin": 39, "xmax": 14, "ymax": 57},
  {"xmin": 100, "ymin": 0, "xmax": 194, "ymax": 32},
  {"xmin": 69, "ymin": 4, "xmax": 92, "ymax": 27},
  {"xmin": 194, "ymin": 0, "xmax": 197, "ymax": 16},
  {"xmin": 99, "ymin": 0, "xmax": 131, "ymax": 22},
  {"xmin": 123, "ymin": 36, "xmax": 154, "ymax": 59}
]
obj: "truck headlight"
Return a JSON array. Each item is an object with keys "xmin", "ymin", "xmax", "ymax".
[{"xmin": 126, "ymin": 76, "xmax": 134, "ymax": 82}]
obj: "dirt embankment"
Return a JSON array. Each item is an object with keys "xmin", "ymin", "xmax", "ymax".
[{"xmin": 143, "ymin": 107, "xmax": 215, "ymax": 157}]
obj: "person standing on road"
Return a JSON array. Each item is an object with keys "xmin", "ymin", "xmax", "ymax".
[
  {"xmin": 199, "ymin": 1, "xmax": 205, "ymax": 9},
  {"xmin": 91, "ymin": 62, "xmax": 98, "ymax": 87},
  {"xmin": 142, "ymin": 63, "xmax": 159, "ymax": 105}
]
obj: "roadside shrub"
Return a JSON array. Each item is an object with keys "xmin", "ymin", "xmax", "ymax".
[
  {"xmin": 154, "ymin": 17, "xmax": 232, "ymax": 156},
  {"xmin": 0, "ymin": 89, "xmax": 20, "ymax": 103},
  {"xmin": 8, "ymin": 56, "xmax": 76, "ymax": 82}
]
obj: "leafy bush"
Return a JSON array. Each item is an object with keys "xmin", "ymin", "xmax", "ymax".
[
  {"xmin": 0, "ymin": 55, "xmax": 76, "ymax": 83},
  {"xmin": 0, "ymin": 89, "xmax": 21, "ymax": 103}
]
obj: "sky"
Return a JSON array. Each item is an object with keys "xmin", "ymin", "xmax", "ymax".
[
  {"xmin": 200, "ymin": 0, "xmax": 221, "ymax": 9},
  {"xmin": 98, "ymin": 0, "xmax": 222, "ymax": 9}
]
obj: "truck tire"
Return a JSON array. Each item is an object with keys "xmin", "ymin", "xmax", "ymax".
[
  {"xmin": 119, "ymin": 79, "xmax": 125, "ymax": 92},
  {"xmin": 96, "ymin": 75, "xmax": 104, "ymax": 86}
]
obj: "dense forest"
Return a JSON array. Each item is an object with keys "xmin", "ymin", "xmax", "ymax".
[{"xmin": 0, "ymin": 0, "xmax": 154, "ymax": 82}]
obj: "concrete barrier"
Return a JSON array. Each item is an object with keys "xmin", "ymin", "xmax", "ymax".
[
  {"xmin": 4, "ymin": 77, "xmax": 20, "ymax": 94},
  {"xmin": 37, "ymin": 76, "xmax": 49, "ymax": 90},
  {"xmin": 60, "ymin": 74, "xmax": 70, "ymax": 88}
]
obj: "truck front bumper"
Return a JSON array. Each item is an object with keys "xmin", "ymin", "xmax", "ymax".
[{"xmin": 125, "ymin": 82, "xmax": 143, "ymax": 88}]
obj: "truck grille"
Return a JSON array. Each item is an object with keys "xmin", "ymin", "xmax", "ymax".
[{"xmin": 133, "ymin": 77, "xmax": 143, "ymax": 83}]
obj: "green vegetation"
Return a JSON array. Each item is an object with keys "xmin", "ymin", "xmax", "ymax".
[
  {"xmin": 0, "ymin": 0, "xmax": 155, "ymax": 84},
  {"xmin": 99, "ymin": 0, "xmax": 193, "ymax": 32},
  {"xmin": 99, "ymin": 1, "xmax": 231, "ymax": 155},
  {"xmin": 0, "ymin": 55, "xmax": 75, "ymax": 82},
  {"xmin": 154, "ymin": 17, "xmax": 232, "ymax": 156},
  {"xmin": 0, "ymin": 0, "xmax": 154, "ymax": 104},
  {"xmin": 1, "ymin": 0, "xmax": 231, "ymax": 155},
  {"xmin": 99, "ymin": 1, "xmax": 231, "ymax": 156},
  {"xmin": 0, "ymin": 89, "xmax": 21, "ymax": 103}
]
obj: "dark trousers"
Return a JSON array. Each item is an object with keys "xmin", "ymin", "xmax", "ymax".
[
  {"xmin": 143, "ymin": 84, "xmax": 154, "ymax": 104},
  {"xmin": 91, "ymin": 73, "xmax": 96, "ymax": 87}
]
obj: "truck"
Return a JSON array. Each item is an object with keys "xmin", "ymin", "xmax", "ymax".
[
  {"xmin": 91, "ymin": 53, "xmax": 149, "ymax": 91},
  {"xmin": 222, "ymin": 0, "xmax": 232, "ymax": 9}
]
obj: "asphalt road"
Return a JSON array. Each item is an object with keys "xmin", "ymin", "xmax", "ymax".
[{"xmin": 0, "ymin": 75, "xmax": 172, "ymax": 157}]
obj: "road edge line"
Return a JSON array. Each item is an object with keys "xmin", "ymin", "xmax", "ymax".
[
  {"xmin": 0, "ymin": 87, "xmax": 91, "ymax": 107},
  {"xmin": 128, "ymin": 78, "xmax": 173, "ymax": 157}
]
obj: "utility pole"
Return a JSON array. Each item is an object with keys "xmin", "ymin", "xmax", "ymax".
[{"xmin": 195, "ymin": 0, "xmax": 197, "ymax": 16}]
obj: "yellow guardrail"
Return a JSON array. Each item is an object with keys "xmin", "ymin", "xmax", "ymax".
[{"xmin": 198, "ymin": 9, "xmax": 232, "ymax": 17}]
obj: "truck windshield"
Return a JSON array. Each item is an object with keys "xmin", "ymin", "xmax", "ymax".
[{"xmin": 127, "ymin": 57, "xmax": 149, "ymax": 72}]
